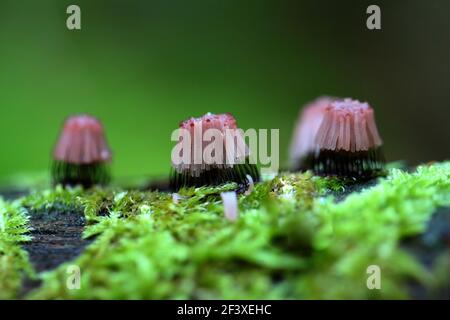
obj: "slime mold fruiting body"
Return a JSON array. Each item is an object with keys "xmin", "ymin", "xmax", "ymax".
[
  {"xmin": 170, "ymin": 113, "xmax": 259, "ymax": 190},
  {"xmin": 52, "ymin": 115, "xmax": 112, "ymax": 187},
  {"xmin": 290, "ymin": 97, "xmax": 385, "ymax": 179}
]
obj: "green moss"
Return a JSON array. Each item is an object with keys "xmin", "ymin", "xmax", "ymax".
[
  {"xmin": 0, "ymin": 198, "xmax": 33, "ymax": 298},
  {"xmin": 2, "ymin": 162, "xmax": 449, "ymax": 299},
  {"xmin": 295, "ymin": 163, "xmax": 450, "ymax": 299}
]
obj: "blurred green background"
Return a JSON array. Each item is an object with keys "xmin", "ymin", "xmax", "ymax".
[{"xmin": 0, "ymin": 0, "xmax": 449, "ymax": 181}]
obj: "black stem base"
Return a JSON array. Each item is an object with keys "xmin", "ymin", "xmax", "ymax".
[
  {"xmin": 52, "ymin": 161, "xmax": 110, "ymax": 188},
  {"xmin": 295, "ymin": 147, "xmax": 386, "ymax": 180},
  {"xmin": 170, "ymin": 161, "xmax": 260, "ymax": 191}
]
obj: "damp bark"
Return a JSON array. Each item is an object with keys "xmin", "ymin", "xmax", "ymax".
[
  {"xmin": 21, "ymin": 206, "xmax": 91, "ymax": 295},
  {"xmin": 402, "ymin": 208, "xmax": 450, "ymax": 299}
]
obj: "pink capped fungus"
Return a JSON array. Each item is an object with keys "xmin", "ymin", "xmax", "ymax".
[
  {"xmin": 170, "ymin": 112, "xmax": 259, "ymax": 190},
  {"xmin": 52, "ymin": 115, "xmax": 112, "ymax": 187},
  {"xmin": 290, "ymin": 97, "xmax": 385, "ymax": 178}
]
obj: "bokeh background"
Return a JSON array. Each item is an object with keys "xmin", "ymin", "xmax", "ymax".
[{"xmin": 0, "ymin": 0, "xmax": 449, "ymax": 182}]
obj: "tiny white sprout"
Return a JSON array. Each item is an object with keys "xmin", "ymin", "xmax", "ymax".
[
  {"xmin": 244, "ymin": 174, "xmax": 254, "ymax": 196},
  {"xmin": 172, "ymin": 193, "xmax": 185, "ymax": 204},
  {"xmin": 114, "ymin": 191, "xmax": 127, "ymax": 203},
  {"xmin": 221, "ymin": 191, "xmax": 238, "ymax": 222}
]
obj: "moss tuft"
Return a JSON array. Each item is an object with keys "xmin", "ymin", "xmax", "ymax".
[
  {"xmin": 0, "ymin": 198, "xmax": 34, "ymax": 298},
  {"xmin": 1, "ymin": 162, "xmax": 449, "ymax": 299}
]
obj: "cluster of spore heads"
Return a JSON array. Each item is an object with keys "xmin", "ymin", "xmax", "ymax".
[{"xmin": 51, "ymin": 96, "xmax": 385, "ymax": 189}]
